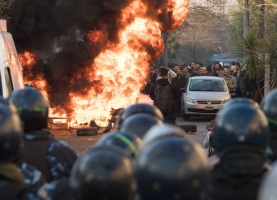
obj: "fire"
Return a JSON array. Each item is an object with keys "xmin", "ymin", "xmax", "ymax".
[{"xmin": 18, "ymin": 0, "xmax": 189, "ymax": 127}]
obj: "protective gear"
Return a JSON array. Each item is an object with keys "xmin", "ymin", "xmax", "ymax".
[
  {"xmin": 69, "ymin": 146, "xmax": 135, "ymax": 200},
  {"xmin": 0, "ymin": 105, "xmax": 24, "ymax": 162},
  {"xmin": 258, "ymin": 161, "xmax": 277, "ymax": 200},
  {"xmin": 96, "ymin": 131, "xmax": 142, "ymax": 158},
  {"xmin": 212, "ymin": 103, "xmax": 269, "ymax": 200},
  {"xmin": 215, "ymin": 104, "xmax": 269, "ymax": 151},
  {"xmin": 22, "ymin": 130, "xmax": 77, "ymax": 182},
  {"xmin": 136, "ymin": 137, "xmax": 212, "ymax": 200},
  {"xmin": 115, "ymin": 103, "xmax": 164, "ymax": 129},
  {"xmin": 9, "ymin": 88, "xmax": 49, "ymax": 131},
  {"xmin": 120, "ymin": 113, "xmax": 163, "ymax": 138},
  {"xmin": 142, "ymin": 123, "xmax": 185, "ymax": 146},
  {"xmin": 260, "ymin": 89, "xmax": 277, "ymax": 132}
]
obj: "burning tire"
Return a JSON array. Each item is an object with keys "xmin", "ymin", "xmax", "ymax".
[{"xmin": 76, "ymin": 127, "xmax": 98, "ymax": 136}]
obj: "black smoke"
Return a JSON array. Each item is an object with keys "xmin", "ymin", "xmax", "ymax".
[{"xmin": 8, "ymin": 0, "xmax": 182, "ymax": 115}]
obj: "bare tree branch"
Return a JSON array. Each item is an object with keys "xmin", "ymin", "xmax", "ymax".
[{"xmin": 0, "ymin": 0, "xmax": 15, "ymax": 20}]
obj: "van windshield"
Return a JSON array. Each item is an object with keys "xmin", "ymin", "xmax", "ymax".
[{"xmin": 189, "ymin": 79, "xmax": 227, "ymax": 92}]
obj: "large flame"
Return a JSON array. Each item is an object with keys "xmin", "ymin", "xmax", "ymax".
[{"xmin": 18, "ymin": 0, "xmax": 189, "ymax": 126}]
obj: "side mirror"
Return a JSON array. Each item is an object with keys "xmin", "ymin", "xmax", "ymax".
[{"xmin": 180, "ymin": 88, "xmax": 186, "ymax": 93}]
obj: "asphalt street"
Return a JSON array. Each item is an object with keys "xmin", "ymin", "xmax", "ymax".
[{"xmin": 54, "ymin": 117, "xmax": 213, "ymax": 156}]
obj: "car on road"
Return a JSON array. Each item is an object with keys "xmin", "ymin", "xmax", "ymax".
[{"xmin": 181, "ymin": 76, "xmax": 230, "ymax": 120}]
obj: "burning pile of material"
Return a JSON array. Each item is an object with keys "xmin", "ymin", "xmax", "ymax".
[{"xmin": 10, "ymin": 0, "xmax": 189, "ymax": 126}]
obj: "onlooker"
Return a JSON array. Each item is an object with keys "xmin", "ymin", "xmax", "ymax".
[
  {"xmin": 234, "ymin": 69, "xmax": 242, "ymax": 97},
  {"xmin": 150, "ymin": 67, "xmax": 178, "ymax": 124},
  {"xmin": 190, "ymin": 66, "xmax": 199, "ymax": 77},
  {"xmin": 172, "ymin": 69, "xmax": 186, "ymax": 116},
  {"xmin": 198, "ymin": 66, "xmax": 207, "ymax": 76},
  {"xmin": 224, "ymin": 68, "xmax": 237, "ymax": 98},
  {"xmin": 205, "ymin": 64, "xmax": 213, "ymax": 76},
  {"xmin": 182, "ymin": 65, "xmax": 190, "ymax": 80}
]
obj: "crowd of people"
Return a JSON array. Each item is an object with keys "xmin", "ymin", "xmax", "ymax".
[{"xmin": 143, "ymin": 61, "xmax": 264, "ymax": 119}]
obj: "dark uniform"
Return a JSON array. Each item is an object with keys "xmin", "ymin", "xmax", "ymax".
[
  {"xmin": 211, "ymin": 100, "xmax": 269, "ymax": 200},
  {"xmin": 0, "ymin": 103, "xmax": 40, "ymax": 200},
  {"xmin": 23, "ymin": 130, "xmax": 77, "ymax": 182}
]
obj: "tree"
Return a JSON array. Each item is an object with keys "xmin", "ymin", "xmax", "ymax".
[
  {"xmin": 165, "ymin": 6, "xmax": 230, "ymax": 65},
  {"xmin": 228, "ymin": 0, "xmax": 277, "ymax": 94},
  {"xmin": 0, "ymin": 0, "xmax": 14, "ymax": 20}
]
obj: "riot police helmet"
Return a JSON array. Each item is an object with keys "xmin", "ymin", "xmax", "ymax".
[
  {"xmin": 215, "ymin": 103, "xmax": 269, "ymax": 151},
  {"xmin": 136, "ymin": 137, "xmax": 212, "ymax": 200},
  {"xmin": 120, "ymin": 113, "xmax": 163, "ymax": 138},
  {"xmin": 115, "ymin": 103, "xmax": 164, "ymax": 129},
  {"xmin": 69, "ymin": 145, "xmax": 135, "ymax": 200},
  {"xmin": 9, "ymin": 88, "xmax": 49, "ymax": 131},
  {"xmin": 223, "ymin": 97, "xmax": 259, "ymax": 109}
]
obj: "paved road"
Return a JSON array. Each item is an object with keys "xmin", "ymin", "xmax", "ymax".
[{"xmin": 54, "ymin": 117, "xmax": 213, "ymax": 156}]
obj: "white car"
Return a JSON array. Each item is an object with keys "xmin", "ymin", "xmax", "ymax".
[{"xmin": 181, "ymin": 76, "xmax": 231, "ymax": 120}]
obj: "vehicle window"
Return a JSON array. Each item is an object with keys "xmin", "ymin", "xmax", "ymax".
[
  {"xmin": 5, "ymin": 67, "xmax": 13, "ymax": 95},
  {"xmin": 189, "ymin": 79, "xmax": 227, "ymax": 92}
]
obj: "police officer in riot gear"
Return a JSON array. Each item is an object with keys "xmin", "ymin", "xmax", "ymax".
[
  {"xmin": 260, "ymin": 89, "xmax": 277, "ymax": 163},
  {"xmin": 69, "ymin": 145, "xmax": 136, "ymax": 200},
  {"xmin": 136, "ymin": 136, "xmax": 212, "ymax": 200},
  {"xmin": 211, "ymin": 102, "xmax": 269, "ymax": 200},
  {"xmin": 116, "ymin": 103, "xmax": 164, "ymax": 129},
  {"xmin": 9, "ymin": 88, "xmax": 77, "ymax": 182},
  {"xmin": 0, "ymin": 104, "xmax": 36, "ymax": 199},
  {"xmin": 0, "ymin": 96, "xmax": 46, "ymax": 195}
]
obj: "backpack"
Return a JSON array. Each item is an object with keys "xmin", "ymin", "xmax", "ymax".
[{"xmin": 154, "ymin": 84, "xmax": 174, "ymax": 114}]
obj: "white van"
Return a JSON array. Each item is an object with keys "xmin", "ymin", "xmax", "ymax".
[{"xmin": 0, "ymin": 19, "xmax": 24, "ymax": 98}]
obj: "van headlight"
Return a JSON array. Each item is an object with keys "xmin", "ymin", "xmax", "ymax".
[
  {"xmin": 186, "ymin": 98, "xmax": 197, "ymax": 104},
  {"xmin": 222, "ymin": 99, "xmax": 230, "ymax": 104}
]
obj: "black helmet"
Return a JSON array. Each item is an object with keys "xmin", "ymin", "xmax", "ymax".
[
  {"xmin": 120, "ymin": 113, "xmax": 163, "ymax": 138},
  {"xmin": 258, "ymin": 162, "xmax": 277, "ymax": 200},
  {"xmin": 142, "ymin": 124, "xmax": 185, "ymax": 146},
  {"xmin": 260, "ymin": 89, "xmax": 277, "ymax": 132},
  {"xmin": 69, "ymin": 146, "xmax": 135, "ymax": 200},
  {"xmin": 136, "ymin": 137, "xmax": 212, "ymax": 200},
  {"xmin": 215, "ymin": 104, "xmax": 269, "ymax": 150},
  {"xmin": 115, "ymin": 103, "xmax": 164, "ymax": 129},
  {"xmin": 96, "ymin": 131, "xmax": 142, "ymax": 157},
  {"xmin": 0, "ymin": 105, "xmax": 24, "ymax": 161},
  {"xmin": 9, "ymin": 88, "xmax": 49, "ymax": 131}
]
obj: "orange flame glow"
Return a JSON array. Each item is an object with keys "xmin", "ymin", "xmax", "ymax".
[{"xmin": 19, "ymin": 0, "xmax": 189, "ymax": 127}]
